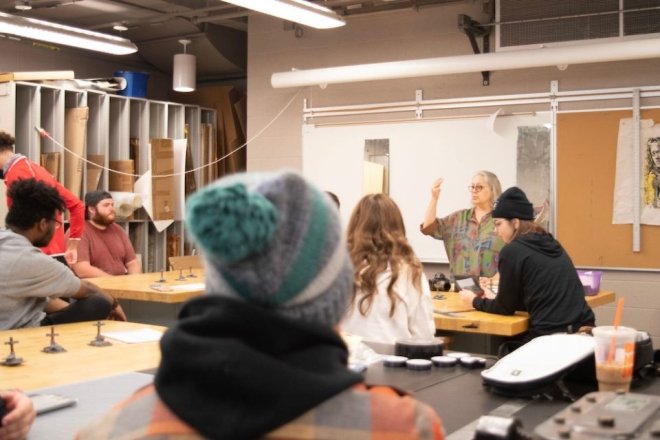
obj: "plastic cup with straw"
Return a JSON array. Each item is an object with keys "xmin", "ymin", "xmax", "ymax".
[
  {"xmin": 607, "ymin": 298, "xmax": 625, "ymax": 363},
  {"xmin": 592, "ymin": 298, "xmax": 636, "ymax": 392}
]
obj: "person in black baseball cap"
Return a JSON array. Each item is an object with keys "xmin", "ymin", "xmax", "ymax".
[
  {"xmin": 70, "ymin": 190, "xmax": 142, "ymax": 278},
  {"xmin": 460, "ymin": 186, "xmax": 595, "ymax": 347}
]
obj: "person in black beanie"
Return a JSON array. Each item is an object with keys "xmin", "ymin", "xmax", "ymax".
[{"xmin": 459, "ymin": 186, "xmax": 595, "ymax": 346}]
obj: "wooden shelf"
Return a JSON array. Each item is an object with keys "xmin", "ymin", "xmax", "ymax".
[{"xmin": 0, "ymin": 81, "xmax": 217, "ymax": 272}]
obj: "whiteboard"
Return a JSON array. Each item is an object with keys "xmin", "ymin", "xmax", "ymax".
[{"xmin": 302, "ymin": 113, "xmax": 551, "ymax": 262}]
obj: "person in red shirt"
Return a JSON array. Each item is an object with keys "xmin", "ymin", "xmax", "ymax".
[{"xmin": 0, "ymin": 131, "xmax": 84, "ymax": 265}]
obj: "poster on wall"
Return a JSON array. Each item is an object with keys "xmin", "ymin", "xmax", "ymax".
[{"xmin": 612, "ymin": 118, "xmax": 660, "ymax": 225}]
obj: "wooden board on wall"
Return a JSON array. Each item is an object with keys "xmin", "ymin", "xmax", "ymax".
[{"xmin": 557, "ymin": 109, "xmax": 660, "ymax": 269}]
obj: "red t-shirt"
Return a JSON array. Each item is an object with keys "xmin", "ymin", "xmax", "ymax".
[{"xmin": 77, "ymin": 222, "xmax": 137, "ymax": 275}]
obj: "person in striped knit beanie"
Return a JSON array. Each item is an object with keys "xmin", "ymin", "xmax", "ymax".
[{"xmin": 77, "ymin": 170, "xmax": 444, "ymax": 440}]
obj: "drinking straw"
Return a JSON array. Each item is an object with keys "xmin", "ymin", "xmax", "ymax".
[{"xmin": 607, "ymin": 298, "xmax": 625, "ymax": 363}]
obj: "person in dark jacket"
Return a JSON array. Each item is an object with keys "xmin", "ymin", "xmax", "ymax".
[{"xmin": 459, "ymin": 186, "xmax": 595, "ymax": 341}]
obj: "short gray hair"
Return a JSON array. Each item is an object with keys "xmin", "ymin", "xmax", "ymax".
[{"xmin": 474, "ymin": 170, "xmax": 502, "ymax": 206}]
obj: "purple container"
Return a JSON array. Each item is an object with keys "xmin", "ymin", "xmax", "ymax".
[{"xmin": 577, "ymin": 270, "xmax": 602, "ymax": 296}]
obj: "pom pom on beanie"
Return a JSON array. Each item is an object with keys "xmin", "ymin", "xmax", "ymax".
[
  {"xmin": 186, "ymin": 183, "xmax": 277, "ymax": 263},
  {"xmin": 184, "ymin": 171, "xmax": 353, "ymax": 328}
]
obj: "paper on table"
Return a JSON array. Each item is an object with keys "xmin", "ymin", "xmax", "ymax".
[
  {"xmin": 103, "ymin": 328, "xmax": 164, "ymax": 344},
  {"xmin": 149, "ymin": 283, "xmax": 205, "ymax": 292}
]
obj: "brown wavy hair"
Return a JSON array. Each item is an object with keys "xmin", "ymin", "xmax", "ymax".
[{"xmin": 347, "ymin": 193, "xmax": 423, "ymax": 317}]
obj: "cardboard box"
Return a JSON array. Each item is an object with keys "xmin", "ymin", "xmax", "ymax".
[
  {"xmin": 64, "ymin": 107, "xmax": 89, "ymax": 198},
  {"xmin": 109, "ymin": 160, "xmax": 134, "ymax": 192},
  {"xmin": 86, "ymin": 154, "xmax": 104, "ymax": 192},
  {"xmin": 151, "ymin": 139, "xmax": 175, "ymax": 221},
  {"xmin": 40, "ymin": 152, "xmax": 60, "ymax": 181},
  {"xmin": 129, "ymin": 138, "xmax": 140, "ymax": 175}
]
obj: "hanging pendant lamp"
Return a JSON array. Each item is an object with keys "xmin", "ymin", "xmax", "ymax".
[{"xmin": 173, "ymin": 39, "xmax": 196, "ymax": 92}]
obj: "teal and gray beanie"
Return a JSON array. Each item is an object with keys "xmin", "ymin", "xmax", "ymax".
[{"xmin": 185, "ymin": 170, "xmax": 353, "ymax": 327}]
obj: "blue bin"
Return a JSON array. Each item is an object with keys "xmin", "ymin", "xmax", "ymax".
[{"xmin": 115, "ymin": 71, "xmax": 149, "ymax": 98}]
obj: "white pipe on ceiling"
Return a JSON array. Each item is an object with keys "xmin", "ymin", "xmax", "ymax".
[{"xmin": 271, "ymin": 37, "xmax": 660, "ymax": 89}]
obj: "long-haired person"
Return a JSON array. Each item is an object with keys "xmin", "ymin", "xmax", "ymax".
[
  {"xmin": 342, "ymin": 193, "xmax": 435, "ymax": 344},
  {"xmin": 459, "ymin": 187, "xmax": 595, "ymax": 343},
  {"xmin": 420, "ymin": 170, "xmax": 504, "ymax": 280}
]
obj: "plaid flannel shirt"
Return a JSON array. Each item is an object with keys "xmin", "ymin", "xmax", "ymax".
[{"xmin": 77, "ymin": 383, "xmax": 444, "ymax": 440}]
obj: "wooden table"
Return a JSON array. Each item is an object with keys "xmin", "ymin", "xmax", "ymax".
[
  {"xmin": 90, "ymin": 270, "xmax": 205, "ymax": 303},
  {"xmin": 0, "ymin": 321, "xmax": 165, "ymax": 391},
  {"xmin": 433, "ymin": 290, "xmax": 615, "ymax": 336}
]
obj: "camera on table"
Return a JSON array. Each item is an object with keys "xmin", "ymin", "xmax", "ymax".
[{"xmin": 429, "ymin": 272, "xmax": 451, "ymax": 292}]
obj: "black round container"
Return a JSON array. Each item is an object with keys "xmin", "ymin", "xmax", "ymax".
[{"xmin": 394, "ymin": 338, "xmax": 443, "ymax": 360}]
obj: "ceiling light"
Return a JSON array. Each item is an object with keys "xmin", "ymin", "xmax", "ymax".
[
  {"xmin": 0, "ymin": 12, "xmax": 137, "ymax": 55},
  {"xmin": 221, "ymin": 0, "xmax": 345, "ymax": 29},
  {"xmin": 14, "ymin": 1, "xmax": 32, "ymax": 11},
  {"xmin": 272, "ymin": 37, "xmax": 660, "ymax": 88},
  {"xmin": 173, "ymin": 39, "xmax": 196, "ymax": 92},
  {"xmin": 113, "ymin": 23, "xmax": 129, "ymax": 32}
]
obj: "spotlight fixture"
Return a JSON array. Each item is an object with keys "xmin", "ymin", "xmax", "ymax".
[
  {"xmin": 221, "ymin": 0, "xmax": 345, "ymax": 29},
  {"xmin": 172, "ymin": 39, "xmax": 196, "ymax": 92},
  {"xmin": 0, "ymin": 12, "xmax": 137, "ymax": 55}
]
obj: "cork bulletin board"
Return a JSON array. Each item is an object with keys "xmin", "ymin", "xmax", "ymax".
[{"xmin": 556, "ymin": 109, "xmax": 660, "ymax": 269}]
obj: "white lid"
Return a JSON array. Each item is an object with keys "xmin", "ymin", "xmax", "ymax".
[
  {"xmin": 406, "ymin": 359, "xmax": 433, "ymax": 370},
  {"xmin": 383, "ymin": 355, "xmax": 408, "ymax": 367}
]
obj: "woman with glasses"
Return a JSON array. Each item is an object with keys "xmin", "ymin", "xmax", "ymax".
[{"xmin": 420, "ymin": 170, "xmax": 504, "ymax": 281}]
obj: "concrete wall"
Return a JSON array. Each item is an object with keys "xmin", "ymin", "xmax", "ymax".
[{"xmin": 247, "ymin": 4, "xmax": 660, "ymax": 349}]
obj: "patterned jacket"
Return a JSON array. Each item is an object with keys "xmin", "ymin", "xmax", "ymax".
[
  {"xmin": 77, "ymin": 383, "xmax": 445, "ymax": 440},
  {"xmin": 421, "ymin": 208, "xmax": 503, "ymax": 278}
]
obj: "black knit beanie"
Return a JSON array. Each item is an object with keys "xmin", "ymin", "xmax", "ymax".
[
  {"xmin": 84, "ymin": 190, "xmax": 112, "ymax": 209},
  {"xmin": 492, "ymin": 186, "xmax": 534, "ymax": 220}
]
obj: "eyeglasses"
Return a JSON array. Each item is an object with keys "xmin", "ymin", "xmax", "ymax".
[
  {"xmin": 468, "ymin": 185, "xmax": 485, "ymax": 193},
  {"xmin": 50, "ymin": 218, "xmax": 63, "ymax": 229}
]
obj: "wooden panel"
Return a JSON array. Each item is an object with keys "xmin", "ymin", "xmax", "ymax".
[
  {"xmin": 168, "ymin": 255, "xmax": 202, "ymax": 271},
  {"xmin": 0, "ymin": 321, "xmax": 164, "ymax": 391},
  {"xmin": 432, "ymin": 291, "xmax": 614, "ymax": 336},
  {"xmin": 90, "ymin": 271, "xmax": 204, "ymax": 303},
  {"xmin": 557, "ymin": 110, "xmax": 660, "ymax": 269}
]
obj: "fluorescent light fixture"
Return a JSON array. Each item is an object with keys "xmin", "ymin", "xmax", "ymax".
[
  {"xmin": 173, "ymin": 39, "xmax": 196, "ymax": 92},
  {"xmin": 272, "ymin": 37, "xmax": 660, "ymax": 88},
  {"xmin": 0, "ymin": 11, "xmax": 137, "ymax": 55},
  {"xmin": 14, "ymin": 1, "xmax": 32, "ymax": 11},
  {"xmin": 222, "ymin": 0, "xmax": 345, "ymax": 29}
]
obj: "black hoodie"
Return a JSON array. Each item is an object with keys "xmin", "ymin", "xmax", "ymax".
[{"xmin": 473, "ymin": 233, "xmax": 595, "ymax": 338}]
